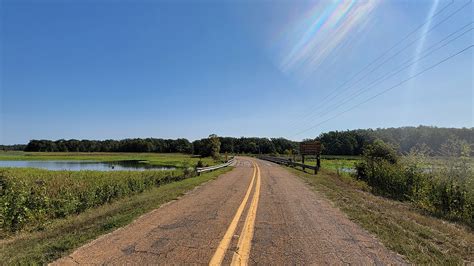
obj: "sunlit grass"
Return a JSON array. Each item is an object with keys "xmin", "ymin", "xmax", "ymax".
[
  {"xmin": 0, "ymin": 167, "xmax": 232, "ymax": 264},
  {"xmin": 0, "ymin": 167, "xmax": 187, "ymax": 235}
]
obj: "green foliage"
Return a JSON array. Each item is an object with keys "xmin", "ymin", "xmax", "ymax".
[
  {"xmin": 0, "ymin": 144, "xmax": 26, "ymax": 151},
  {"xmin": 317, "ymin": 126, "xmax": 473, "ymax": 156},
  {"xmin": 363, "ymin": 139, "xmax": 398, "ymax": 163},
  {"xmin": 356, "ymin": 138, "xmax": 474, "ymax": 227},
  {"xmin": 194, "ymin": 137, "xmax": 290, "ymax": 155},
  {"xmin": 24, "ymin": 138, "xmax": 193, "ymax": 153},
  {"xmin": 209, "ymin": 134, "xmax": 221, "ymax": 160},
  {"xmin": 0, "ymin": 168, "xmax": 187, "ymax": 235},
  {"xmin": 196, "ymin": 160, "xmax": 204, "ymax": 168},
  {"xmin": 0, "ymin": 167, "xmax": 232, "ymax": 264},
  {"xmin": 17, "ymin": 126, "xmax": 474, "ymax": 157}
]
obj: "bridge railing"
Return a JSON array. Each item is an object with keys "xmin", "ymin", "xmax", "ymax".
[
  {"xmin": 258, "ymin": 155, "xmax": 319, "ymax": 174},
  {"xmin": 196, "ymin": 158, "xmax": 235, "ymax": 174}
]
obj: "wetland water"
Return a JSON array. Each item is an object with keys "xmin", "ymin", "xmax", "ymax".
[{"xmin": 0, "ymin": 160, "xmax": 175, "ymax": 171}]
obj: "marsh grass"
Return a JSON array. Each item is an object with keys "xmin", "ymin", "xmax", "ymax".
[
  {"xmin": 0, "ymin": 168, "xmax": 192, "ymax": 235},
  {"xmin": 0, "ymin": 167, "xmax": 231, "ymax": 264},
  {"xmin": 0, "ymin": 151, "xmax": 217, "ymax": 168}
]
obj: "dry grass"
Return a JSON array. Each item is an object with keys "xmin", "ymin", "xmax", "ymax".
[{"xmin": 288, "ymin": 167, "xmax": 473, "ymax": 264}]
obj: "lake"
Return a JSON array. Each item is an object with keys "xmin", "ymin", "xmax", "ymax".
[{"xmin": 0, "ymin": 160, "xmax": 175, "ymax": 171}]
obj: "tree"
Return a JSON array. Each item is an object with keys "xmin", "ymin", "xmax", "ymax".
[
  {"xmin": 363, "ymin": 139, "xmax": 398, "ymax": 164},
  {"xmin": 209, "ymin": 134, "xmax": 221, "ymax": 160}
]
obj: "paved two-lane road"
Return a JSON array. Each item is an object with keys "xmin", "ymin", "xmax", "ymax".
[{"xmin": 55, "ymin": 157, "xmax": 405, "ymax": 265}]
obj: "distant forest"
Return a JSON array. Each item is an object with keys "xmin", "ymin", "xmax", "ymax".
[
  {"xmin": 316, "ymin": 126, "xmax": 473, "ymax": 156},
  {"xmin": 0, "ymin": 144, "xmax": 26, "ymax": 151},
  {"xmin": 6, "ymin": 126, "xmax": 473, "ymax": 156},
  {"xmin": 20, "ymin": 138, "xmax": 298, "ymax": 156}
]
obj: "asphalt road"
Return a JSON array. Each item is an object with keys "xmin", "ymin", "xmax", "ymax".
[{"xmin": 54, "ymin": 157, "xmax": 405, "ymax": 265}]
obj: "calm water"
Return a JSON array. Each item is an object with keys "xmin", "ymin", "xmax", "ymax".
[
  {"xmin": 339, "ymin": 167, "xmax": 356, "ymax": 173},
  {"xmin": 0, "ymin": 160, "xmax": 175, "ymax": 171}
]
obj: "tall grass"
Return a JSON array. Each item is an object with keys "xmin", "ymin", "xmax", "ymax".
[
  {"xmin": 355, "ymin": 139, "xmax": 474, "ymax": 228},
  {"xmin": 0, "ymin": 168, "xmax": 190, "ymax": 235}
]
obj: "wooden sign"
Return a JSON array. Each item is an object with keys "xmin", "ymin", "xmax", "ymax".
[{"xmin": 300, "ymin": 141, "xmax": 321, "ymax": 155}]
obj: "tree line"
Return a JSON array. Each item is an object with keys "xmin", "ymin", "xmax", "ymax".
[
  {"xmin": 315, "ymin": 126, "xmax": 473, "ymax": 156},
  {"xmin": 24, "ymin": 138, "xmax": 193, "ymax": 153},
  {"xmin": 193, "ymin": 137, "xmax": 298, "ymax": 156},
  {"xmin": 22, "ymin": 137, "xmax": 298, "ymax": 156},
  {"xmin": 16, "ymin": 126, "xmax": 474, "ymax": 156},
  {"xmin": 0, "ymin": 144, "xmax": 26, "ymax": 151}
]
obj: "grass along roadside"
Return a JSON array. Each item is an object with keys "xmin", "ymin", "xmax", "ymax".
[
  {"xmin": 286, "ymin": 167, "xmax": 474, "ymax": 264},
  {"xmin": 0, "ymin": 167, "xmax": 232, "ymax": 264},
  {"xmin": 1, "ymin": 168, "xmax": 188, "ymax": 234}
]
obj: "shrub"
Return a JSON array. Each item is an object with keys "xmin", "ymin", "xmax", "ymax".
[
  {"xmin": 196, "ymin": 160, "xmax": 204, "ymax": 168},
  {"xmin": 0, "ymin": 168, "xmax": 188, "ymax": 235},
  {"xmin": 355, "ymin": 138, "xmax": 474, "ymax": 228}
]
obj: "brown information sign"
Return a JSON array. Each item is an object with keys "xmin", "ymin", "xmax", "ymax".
[{"xmin": 300, "ymin": 141, "xmax": 321, "ymax": 155}]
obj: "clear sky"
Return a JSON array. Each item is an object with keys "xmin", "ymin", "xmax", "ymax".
[{"xmin": 1, "ymin": 0, "xmax": 472, "ymax": 144}]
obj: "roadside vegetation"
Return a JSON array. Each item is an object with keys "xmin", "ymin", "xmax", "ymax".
[
  {"xmin": 288, "ymin": 167, "xmax": 473, "ymax": 264},
  {"xmin": 0, "ymin": 168, "xmax": 187, "ymax": 235},
  {"xmin": 281, "ymin": 136, "xmax": 473, "ymax": 228},
  {"xmin": 0, "ymin": 150, "xmax": 229, "ymax": 236},
  {"xmin": 0, "ymin": 167, "xmax": 232, "ymax": 264},
  {"xmin": 355, "ymin": 138, "xmax": 473, "ymax": 227},
  {"xmin": 284, "ymin": 135, "xmax": 474, "ymax": 263}
]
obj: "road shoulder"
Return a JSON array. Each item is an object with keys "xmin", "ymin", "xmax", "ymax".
[{"xmin": 285, "ymin": 166, "xmax": 474, "ymax": 264}]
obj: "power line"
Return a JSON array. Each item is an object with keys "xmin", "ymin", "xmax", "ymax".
[
  {"xmin": 287, "ymin": 0, "xmax": 458, "ymax": 128},
  {"xmin": 291, "ymin": 44, "xmax": 473, "ymax": 137},
  {"xmin": 306, "ymin": 22, "xmax": 473, "ymax": 122},
  {"xmin": 289, "ymin": 0, "xmax": 472, "ymax": 131},
  {"xmin": 309, "ymin": 1, "xmax": 472, "ymax": 116}
]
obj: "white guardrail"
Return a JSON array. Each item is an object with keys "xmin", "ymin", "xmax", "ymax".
[{"xmin": 196, "ymin": 158, "xmax": 235, "ymax": 174}]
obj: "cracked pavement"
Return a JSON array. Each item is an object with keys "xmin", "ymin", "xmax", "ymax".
[{"xmin": 53, "ymin": 157, "xmax": 406, "ymax": 265}]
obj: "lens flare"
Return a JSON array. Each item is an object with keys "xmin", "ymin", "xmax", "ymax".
[
  {"xmin": 410, "ymin": 0, "xmax": 441, "ymax": 77},
  {"xmin": 275, "ymin": 0, "xmax": 379, "ymax": 77}
]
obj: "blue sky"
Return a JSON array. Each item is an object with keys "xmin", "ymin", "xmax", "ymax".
[{"xmin": 1, "ymin": 0, "xmax": 472, "ymax": 144}]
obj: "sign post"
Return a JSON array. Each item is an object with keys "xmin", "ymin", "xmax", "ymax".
[{"xmin": 300, "ymin": 141, "xmax": 322, "ymax": 174}]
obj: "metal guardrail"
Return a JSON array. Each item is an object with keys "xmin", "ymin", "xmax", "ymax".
[
  {"xmin": 258, "ymin": 156, "xmax": 319, "ymax": 174},
  {"xmin": 196, "ymin": 158, "xmax": 235, "ymax": 174}
]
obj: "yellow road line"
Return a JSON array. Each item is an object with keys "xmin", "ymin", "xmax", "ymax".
[
  {"xmin": 209, "ymin": 161, "xmax": 257, "ymax": 266},
  {"xmin": 231, "ymin": 162, "xmax": 261, "ymax": 266}
]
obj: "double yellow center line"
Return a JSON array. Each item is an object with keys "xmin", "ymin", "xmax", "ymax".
[{"xmin": 209, "ymin": 161, "xmax": 261, "ymax": 266}]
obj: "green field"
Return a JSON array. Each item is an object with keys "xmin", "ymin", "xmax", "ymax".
[
  {"xmin": 0, "ymin": 151, "xmax": 218, "ymax": 168},
  {"xmin": 286, "ymin": 155, "xmax": 474, "ymax": 174},
  {"xmin": 278, "ymin": 155, "xmax": 361, "ymax": 173}
]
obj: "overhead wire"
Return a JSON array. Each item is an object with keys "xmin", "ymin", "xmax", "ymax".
[
  {"xmin": 287, "ymin": 0, "xmax": 458, "ymax": 129},
  {"xmin": 302, "ymin": 22, "xmax": 473, "ymax": 122},
  {"xmin": 291, "ymin": 44, "xmax": 473, "ymax": 137}
]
